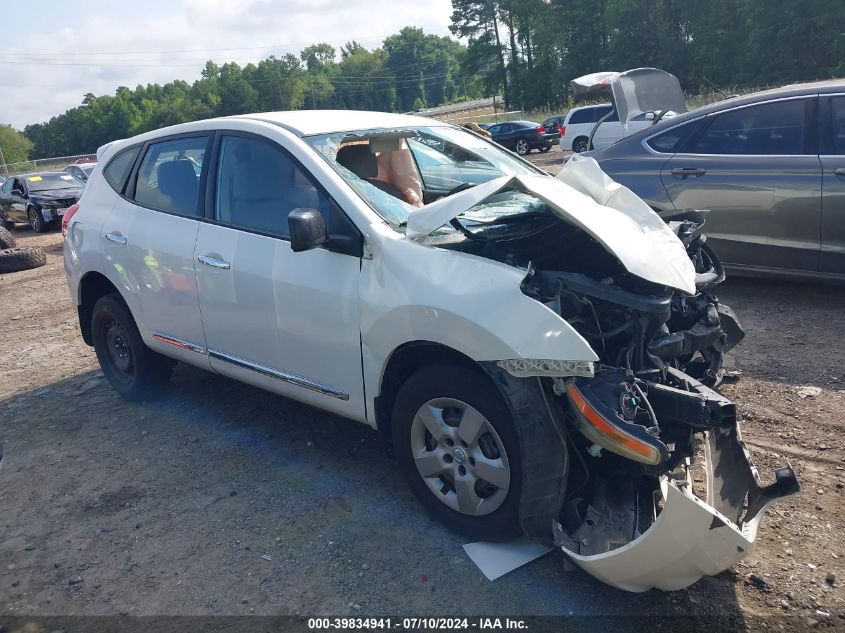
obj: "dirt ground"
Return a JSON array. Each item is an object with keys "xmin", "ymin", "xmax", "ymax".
[{"xmin": 1, "ymin": 151, "xmax": 843, "ymax": 629}]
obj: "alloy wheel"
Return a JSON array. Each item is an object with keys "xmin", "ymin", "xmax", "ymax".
[
  {"xmin": 573, "ymin": 138, "xmax": 589, "ymax": 153},
  {"xmin": 27, "ymin": 208, "xmax": 41, "ymax": 232},
  {"xmin": 515, "ymin": 139, "xmax": 529, "ymax": 155}
]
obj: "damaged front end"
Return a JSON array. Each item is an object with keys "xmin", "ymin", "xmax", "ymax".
[
  {"xmin": 549, "ymin": 368, "xmax": 799, "ymax": 591},
  {"xmin": 521, "ymin": 235, "xmax": 799, "ymax": 591},
  {"xmin": 411, "ymin": 155, "xmax": 799, "ymax": 590}
]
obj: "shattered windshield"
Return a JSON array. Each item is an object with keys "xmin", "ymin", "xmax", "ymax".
[{"xmin": 304, "ymin": 125, "xmax": 541, "ymax": 230}]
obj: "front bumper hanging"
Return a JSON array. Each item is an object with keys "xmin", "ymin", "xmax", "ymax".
[{"xmin": 554, "ymin": 382, "xmax": 800, "ymax": 592}]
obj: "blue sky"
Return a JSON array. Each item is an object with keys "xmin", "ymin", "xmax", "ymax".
[{"xmin": 0, "ymin": 0, "xmax": 453, "ymax": 129}]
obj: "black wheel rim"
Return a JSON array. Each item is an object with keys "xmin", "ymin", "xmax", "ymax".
[
  {"xmin": 103, "ymin": 317, "xmax": 135, "ymax": 382},
  {"xmin": 574, "ymin": 139, "xmax": 588, "ymax": 153},
  {"xmin": 28, "ymin": 209, "xmax": 40, "ymax": 231}
]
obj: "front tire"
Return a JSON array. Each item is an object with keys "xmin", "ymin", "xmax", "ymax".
[
  {"xmin": 514, "ymin": 139, "xmax": 530, "ymax": 155},
  {"xmin": 91, "ymin": 294, "xmax": 173, "ymax": 400},
  {"xmin": 392, "ymin": 365, "xmax": 522, "ymax": 541},
  {"xmin": 27, "ymin": 207, "xmax": 46, "ymax": 233}
]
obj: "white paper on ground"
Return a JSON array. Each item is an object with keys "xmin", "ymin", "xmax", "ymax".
[{"xmin": 463, "ymin": 537, "xmax": 553, "ymax": 581}]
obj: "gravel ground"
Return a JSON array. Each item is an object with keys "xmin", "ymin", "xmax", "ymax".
[{"xmin": 0, "ymin": 155, "xmax": 843, "ymax": 628}]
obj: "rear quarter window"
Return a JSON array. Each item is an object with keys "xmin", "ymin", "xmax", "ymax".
[{"xmin": 103, "ymin": 146, "xmax": 141, "ymax": 194}]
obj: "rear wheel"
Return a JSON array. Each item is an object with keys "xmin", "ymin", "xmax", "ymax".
[
  {"xmin": 514, "ymin": 139, "xmax": 530, "ymax": 155},
  {"xmin": 91, "ymin": 294, "xmax": 173, "ymax": 400},
  {"xmin": 27, "ymin": 207, "xmax": 46, "ymax": 233},
  {"xmin": 392, "ymin": 365, "xmax": 522, "ymax": 541},
  {"xmin": 572, "ymin": 136, "xmax": 589, "ymax": 153},
  {"xmin": 539, "ymin": 145, "xmax": 552, "ymax": 153}
]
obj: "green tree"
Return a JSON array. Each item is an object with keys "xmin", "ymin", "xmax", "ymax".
[{"xmin": 0, "ymin": 124, "xmax": 33, "ymax": 164}]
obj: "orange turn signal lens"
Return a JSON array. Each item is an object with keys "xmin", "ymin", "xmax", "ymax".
[{"xmin": 568, "ymin": 383, "xmax": 665, "ymax": 465}]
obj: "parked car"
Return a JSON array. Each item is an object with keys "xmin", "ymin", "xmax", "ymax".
[
  {"xmin": 586, "ymin": 79, "xmax": 845, "ymax": 282},
  {"xmin": 64, "ymin": 162, "xmax": 97, "ymax": 183},
  {"xmin": 0, "ymin": 171, "xmax": 84, "ymax": 232},
  {"xmin": 542, "ymin": 114, "xmax": 567, "ymax": 135},
  {"xmin": 63, "ymin": 110, "xmax": 796, "ymax": 592},
  {"xmin": 486, "ymin": 120, "xmax": 559, "ymax": 155},
  {"xmin": 559, "ymin": 103, "xmax": 658, "ymax": 153}
]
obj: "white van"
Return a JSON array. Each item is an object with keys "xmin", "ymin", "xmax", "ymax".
[{"xmin": 559, "ymin": 103, "xmax": 655, "ymax": 152}]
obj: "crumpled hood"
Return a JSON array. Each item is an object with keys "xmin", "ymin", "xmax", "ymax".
[
  {"xmin": 406, "ymin": 156, "xmax": 696, "ymax": 295},
  {"xmin": 30, "ymin": 188, "xmax": 82, "ymax": 202}
]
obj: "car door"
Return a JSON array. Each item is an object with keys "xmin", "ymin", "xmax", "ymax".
[
  {"xmin": 819, "ymin": 94, "xmax": 845, "ymax": 276},
  {"xmin": 0, "ymin": 179, "xmax": 11, "ymax": 217},
  {"xmin": 100, "ymin": 134, "xmax": 211, "ymax": 365},
  {"xmin": 661, "ymin": 96, "xmax": 821, "ymax": 272},
  {"xmin": 8, "ymin": 177, "xmax": 29, "ymax": 222},
  {"xmin": 494, "ymin": 123, "xmax": 516, "ymax": 147},
  {"xmin": 193, "ymin": 131, "xmax": 366, "ymax": 420}
]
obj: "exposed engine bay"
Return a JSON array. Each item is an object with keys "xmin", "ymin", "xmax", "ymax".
[{"xmin": 419, "ymin": 165, "xmax": 800, "ymax": 591}]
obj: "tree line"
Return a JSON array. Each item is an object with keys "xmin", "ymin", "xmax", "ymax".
[
  {"xmin": 453, "ymin": 0, "xmax": 845, "ymax": 114},
  {"xmin": 13, "ymin": 0, "xmax": 845, "ymax": 159}
]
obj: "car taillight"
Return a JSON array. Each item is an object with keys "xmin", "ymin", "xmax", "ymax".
[
  {"xmin": 62, "ymin": 203, "xmax": 79, "ymax": 238},
  {"xmin": 537, "ymin": 125, "xmax": 546, "ymax": 134},
  {"xmin": 560, "ymin": 125, "xmax": 566, "ymax": 136}
]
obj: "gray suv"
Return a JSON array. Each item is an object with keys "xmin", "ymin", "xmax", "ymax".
[{"xmin": 586, "ymin": 80, "xmax": 845, "ymax": 283}]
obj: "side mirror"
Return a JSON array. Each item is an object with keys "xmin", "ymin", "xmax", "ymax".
[
  {"xmin": 644, "ymin": 112, "xmax": 656, "ymax": 121},
  {"xmin": 288, "ymin": 208, "xmax": 327, "ymax": 253}
]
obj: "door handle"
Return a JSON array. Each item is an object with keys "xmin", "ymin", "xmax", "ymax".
[
  {"xmin": 197, "ymin": 254, "xmax": 231, "ymax": 270},
  {"xmin": 104, "ymin": 231, "xmax": 127, "ymax": 245},
  {"xmin": 671, "ymin": 167, "xmax": 707, "ymax": 179},
  {"xmin": 833, "ymin": 167, "xmax": 845, "ymax": 177}
]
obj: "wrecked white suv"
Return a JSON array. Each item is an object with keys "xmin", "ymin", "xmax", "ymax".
[{"xmin": 63, "ymin": 111, "xmax": 799, "ymax": 592}]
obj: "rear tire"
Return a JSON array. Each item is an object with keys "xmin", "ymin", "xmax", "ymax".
[
  {"xmin": 392, "ymin": 365, "xmax": 523, "ymax": 542},
  {"xmin": 539, "ymin": 145, "xmax": 552, "ymax": 153},
  {"xmin": 0, "ymin": 247, "xmax": 46, "ymax": 273},
  {"xmin": 0, "ymin": 226, "xmax": 16, "ymax": 249},
  {"xmin": 91, "ymin": 294, "xmax": 173, "ymax": 401},
  {"xmin": 572, "ymin": 136, "xmax": 589, "ymax": 153}
]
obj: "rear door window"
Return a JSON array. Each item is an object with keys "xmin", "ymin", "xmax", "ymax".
[
  {"xmin": 689, "ymin": 99, "xmax": 809, "ymax": 155},
  {"xmin": 132, "ymin": 137, "xmax": 208, "ymax": 215}
]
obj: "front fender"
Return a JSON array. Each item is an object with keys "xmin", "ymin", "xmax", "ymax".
[{"xmin": 360, "ymin": 230, "xmax": 597, "ymax": 417}]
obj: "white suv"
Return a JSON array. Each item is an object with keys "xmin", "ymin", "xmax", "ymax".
[
  {"xmin": 559, "ymin": 103, "xmax": 655, "ymax": 152},
  {"xmin": 63, "ymin": 111, "xmax": 796, "ymax": 592}
]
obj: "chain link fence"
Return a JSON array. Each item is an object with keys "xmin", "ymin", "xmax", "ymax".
[{"xmin": 0, "ymin": 154, "xmax": 97, "ymax": 178}]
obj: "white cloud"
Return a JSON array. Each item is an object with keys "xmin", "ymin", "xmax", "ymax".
[{"xmin": 0, "ymin": 0, "xmax": 454, "ymax": 129}]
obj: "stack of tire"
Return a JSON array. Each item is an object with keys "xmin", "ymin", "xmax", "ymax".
[{"xmin": 0, "ymin": 226, "xmax": 47, "ymax": 274}]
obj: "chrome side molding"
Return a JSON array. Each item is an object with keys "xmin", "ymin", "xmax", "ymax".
[
  {"xmin": 152, "ymin": 332, "xmax": 207, "ymax": 354},
  {"xmin": 208, "ymin": 349, "xmax": 350, "ymax": 401}
]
